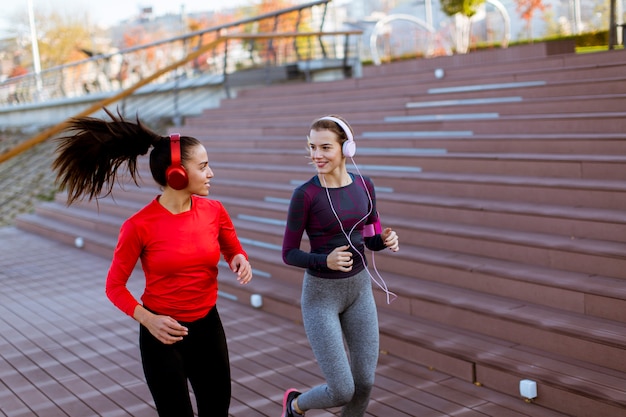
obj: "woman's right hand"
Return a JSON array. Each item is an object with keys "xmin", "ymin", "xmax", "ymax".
[
  {"xmin": 327, "ymin": 245, "xmax": 353, "ymax": 271},
  {"xmin": 134, "ymin": 305, "xmax": 188, "ymax": 344}
]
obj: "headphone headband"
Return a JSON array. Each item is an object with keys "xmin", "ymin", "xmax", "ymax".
[
  {"xmin": 318, "ymin": 116, "xmax": 356, "ymax": 157},
  {"xmin": 170, "ymin": 133, "xmax": 181, "ymax": 166},
  {"xmin": 318, "ymin": 116, "xmax": 353, "ymax": 142},
  {"xmin": 166, "ymin": 133, "xmax": 188, "ymax": 190}
]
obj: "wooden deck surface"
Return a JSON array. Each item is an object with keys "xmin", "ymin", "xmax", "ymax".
[{"xmin": 0, "ymin": 226, "xmax": 569, "ymax": 417}]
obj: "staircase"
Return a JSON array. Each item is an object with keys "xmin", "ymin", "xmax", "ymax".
[{"xmin": 16, "ymin": 41, "xmax": 626, "ymax": 417}]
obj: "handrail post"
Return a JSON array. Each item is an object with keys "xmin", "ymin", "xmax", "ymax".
[
  {"xmin": 294, "ymin": 9, "xmax": 303, "ymax": 61},
  {"xmin": 609, "ymin": 0, "xmax": 617, "ymax": 50},
  {"xmin": 173, "ymin": 69, "xmax": 181, "ymax": 127},
  {"xmin": 342, "ymin": 34, "xmax": 350, "ymax": 77},
  {"xmin": 265, "ymin": 14, "xmax": 280, "ymax": 85},
  {"xmin": 223, "ymin": 38, "xmax": 231, "ymax": 99},
  {"xmin": 318, "ymin": 2, "xmax": 328, "ymax": 58}
]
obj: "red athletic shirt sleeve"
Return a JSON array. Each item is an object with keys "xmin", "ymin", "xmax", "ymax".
[{"xmin": 105, "ymin": 195, "xmax": 247, "ymax": 322}]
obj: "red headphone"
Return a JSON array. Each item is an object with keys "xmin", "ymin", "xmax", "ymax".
[{"xmin": 165, "ymin": 133, "xmax": 189, "ymax": 190}]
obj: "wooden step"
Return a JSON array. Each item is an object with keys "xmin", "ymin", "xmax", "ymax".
[
  {"xmin": 403, "ymin": 94, "xmax": 626, "ymax": 116},
  {"xmin": 377, "ymin": 310, "xmax": 626, "ymax": 417},
  {"xmin": 205, "ymin": 177, "xmax": 626, "ymax": 243},
  {"xmin": 361, "ymin": 43, "xmax": 626, "ymax": 78},
  {"xmin": 234, "ymin": 45, "xmax": 626, "ymax": 100},
  {"xmin": 34, "ymin": 202, "xmax": 123, "ymax": 237},
  {"xmin": 351, "ymin": 115, "xmax": 626, "ymax": 136},
  {"xmin": 204, "ymin": 161, "xmax": 626, "ymax": 211},
  {"xmin": 31, "ymin": 188, "xmax": 619, "ymax": 322},
  {"xmin": 374, "ymin": 272, "xmax": 626, "ymax": 369},
  {"xmin": 217, "ymin": 78, "xmax": 626, "ymax": 115},
  {"xmin": 379, "ymin": 243, "xmax": 626, "ymax": 322},
  {"xmin": 174, "ymin": 193, "xmax": 626, "ymax": 322},
  {"xmin": 175, "ymin": 131, "xmax": 626, "ymax": 155},
  {"xmin": 190, "ymin": 95, "xmax": 626, "ymax": 126},
  {"xmin": 220, "ymin": 260, "xmax": 626, "ymax": 415},
  {"xmin": 217, "ymin": 115, "xmax": 626, "ymax": 144},
  {"xmin": 15, "ymin": 214, "xmax": 117, "ymax": 260},
  {"xmin": 225, "ymin": 64, "xmax": 626, "ymax": 109},
  {"xmin": 202, "ymin": 146, "xmax": 626, "ymax": 180},
  {"xmin": 219, "ymin": 254, "xmax": 626, "ymax": 416}
]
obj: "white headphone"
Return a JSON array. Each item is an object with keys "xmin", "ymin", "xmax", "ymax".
[
  {"xmin": 319, "ymin": 116, "xmax": 356, "ymax": 158},
  {"xmin": 317, "ymin": 116, "xmax": 395, "ymax": 304}
]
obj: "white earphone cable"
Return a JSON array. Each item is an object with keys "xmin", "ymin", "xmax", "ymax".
[{"xmin": 321, "ymin": 159, "xmax": 397, "ymax": 304}]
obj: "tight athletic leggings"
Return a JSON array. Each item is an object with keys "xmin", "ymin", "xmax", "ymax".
[
  {"xmin": 297, "ymin": 269, "xmax": 380, "ymax": 417},
  {"xmin": 139, "ymin": 306, "xmax": 231, "ymax": 417}
]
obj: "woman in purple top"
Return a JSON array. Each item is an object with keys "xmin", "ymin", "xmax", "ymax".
[{"xmin": 281, "ymin": 115, "xmax": 400, "ymax": 417}]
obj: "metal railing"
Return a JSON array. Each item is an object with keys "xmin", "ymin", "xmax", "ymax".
[
  {"xmin": 0, "ymin": 0, "xmax": 363, "ymax": 164},
  {"xmin": 0, "ymin": 0, "xmax": 347, "ymax": 108}
]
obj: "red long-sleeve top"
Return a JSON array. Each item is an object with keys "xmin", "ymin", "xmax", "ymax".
[{"xmin": 105, "ymin": 195, "xmax": 247, "ymax": 322}]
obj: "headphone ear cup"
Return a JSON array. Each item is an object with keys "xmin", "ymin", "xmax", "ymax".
[
  {"xmin": 166, "ymin": 166, "xmax": 188, "ymax": 190},
  {"xmin": 167, "ymin": 133, "xmax": 188, "ymax": 190},
  {"xmin": 343, "ymin": 139, "xmax": 356, "ymax": 158}
]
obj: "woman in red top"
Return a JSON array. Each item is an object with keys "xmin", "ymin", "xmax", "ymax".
[{"xmin": 53, "ymin": 109, "xmax": 252, "ymax": 417}]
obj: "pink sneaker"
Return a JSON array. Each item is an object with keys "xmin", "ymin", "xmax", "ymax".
[{"xmin": 281, "ymin": 388, "xmax": 302, "ymax": 417}]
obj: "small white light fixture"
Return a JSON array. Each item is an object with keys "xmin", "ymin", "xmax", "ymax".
[
  {"xmin": 74, "ymin": 236, "xmax": 84, "ymax": 249},
  {"xmin": 519, "ymin": 379, "xmax": 537, "ymax": 402},
  {"xmin": 250, "ymin": 294, "xmax": 263, "ymax": 309},
  {"xmin": 434, "ymin": 68, "xmax": 445, "ymax": 79}
]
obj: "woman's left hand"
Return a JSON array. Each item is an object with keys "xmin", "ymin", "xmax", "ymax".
[
  {"xmin": 230, "ymin": 254, "xmax": 252, "ymax": 284},
  {"xmin": 382, "ymin": 227, "xmax": 399, "ymax": 252}
]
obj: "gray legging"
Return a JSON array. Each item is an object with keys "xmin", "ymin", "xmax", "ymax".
[{"xmin": 297, "ymin": 269, "xmax": 380, "ymax": 417}]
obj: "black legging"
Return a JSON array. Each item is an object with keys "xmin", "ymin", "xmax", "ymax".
[{"xmin": 139, "ymin": 306, "xmax": 231, "ymax": 417}]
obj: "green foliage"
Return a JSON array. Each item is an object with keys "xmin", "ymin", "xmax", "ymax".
[
  {"xmin": 537, "ymin": 31, "xmax": 609, "ymax": 47},
  {"xmin": 440, "ymin": 0, "xmax": 486, "ymax": 18},
  {"xmin": 471, "ymin": 31, "xmax": 610, "ymax": 50},
  {"xmin": 573, "ymin": 31, "xmax": 609, "ymax": 47}
]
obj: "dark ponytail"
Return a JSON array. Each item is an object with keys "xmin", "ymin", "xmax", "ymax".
[{"xmin": 53, "ymin": 108, "xmax": 163, "ymax": 205}]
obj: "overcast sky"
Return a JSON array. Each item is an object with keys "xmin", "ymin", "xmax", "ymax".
[{"xmin": 0, "ymin": 0, "xmax": 255, "ymax": 37}]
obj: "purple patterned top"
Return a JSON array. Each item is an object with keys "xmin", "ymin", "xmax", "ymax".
[{"xmin": 282, "ymin": 173, "xmax": 385, "ymax": 279}]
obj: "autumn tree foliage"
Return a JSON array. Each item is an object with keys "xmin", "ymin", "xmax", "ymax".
[
  {"xmin": 186, "ymin": 13, "xmax": 232, "ymax": 73},
  {"xmin": 121, "ymin": 27, "xmax": 149, "ymax": 49},
  {"xmin": 256, "ymin": 0, "xmax": 299, "ymax": 32},
  {"xmin": 250, "ymin": 0, "xmax": 299, "ymax": 64},
  {"xmin": 20, "ymin": 9, "xmax": 97, "ymax": 69},
  {"xmin": 515, "ymin": 0, "xmax": 549, "ymax": 40}
]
